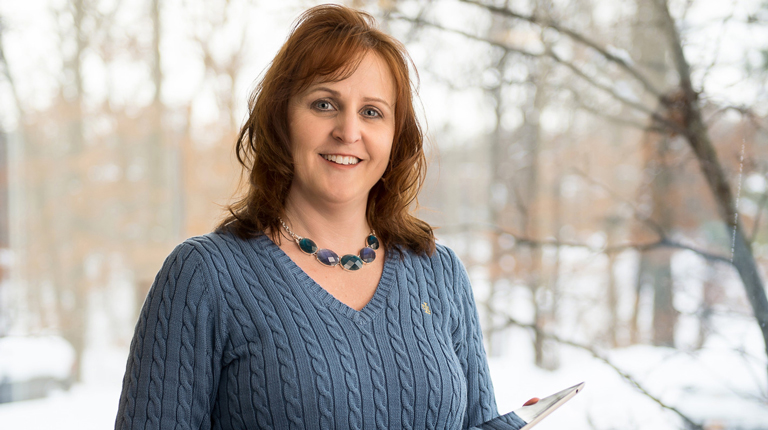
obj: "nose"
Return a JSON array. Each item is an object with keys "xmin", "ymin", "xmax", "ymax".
[{"xmin": 332, "ymin": 111, "xmax": 361, "ymax": 144}]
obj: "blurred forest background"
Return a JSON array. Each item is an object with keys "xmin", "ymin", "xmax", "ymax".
[{"xmin": 1, "ymin": 0, "xmax": 767, "ymax": 428}]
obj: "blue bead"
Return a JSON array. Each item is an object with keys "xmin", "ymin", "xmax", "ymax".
[
  {"xmin": 359, "ymin": 247, "xmax": 376, "ymax": 264},
  {"xmin": 366, "ymin": 234, "xmax": 380, "ymax": 250},
  {"xmin": 340, "ymin": 254, "xmax": 364, "ymax": 271},
  {"xmin": 298, "ymin": 238, "xmax": 318, "ymax": 254},
  {"xmin": 316, "ymin": 248, "xmax": 339, "ymax": 266}
]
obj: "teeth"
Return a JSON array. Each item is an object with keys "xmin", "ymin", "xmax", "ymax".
[{"xmin": 322, "ymin": 154, "xmax": 360, "ymax": 165}]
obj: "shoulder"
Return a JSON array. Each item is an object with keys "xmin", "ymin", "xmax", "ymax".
[
  {"xmin": 434, "ymin": 242, "xmax": 463, "ymax": 268},
  {"xmin": 173, "ymin": 229, "xmax": 270, "ymax": 267},
  {"xmin": 180, "ymin": 229, "xmax": 246, "ymax": 256},
  {"xmin": 154, "ymin": 231, "xmax": 272, "ymax": 334},
  {"xmin": 150, "ymin": 232, "xmax": 247, "ymax": 293},
  {"xmin": 423, "ymin": 242, "xmax": 467, "ymax": 275},
  {"xmin": 171, "ymin": 230, "xmax": 289, "ymax": 293},
  {"xmin": 398, "ymin": 241, "xmax": 461, "ymax": 265},
  {"xmin": 154, "ymin": 230, "xmax": 270, "ymax": 292},
  {"xmin": 397, "ymin": 242, "xmax": 469, "ymax": 294},
  {"xmin": 434, "ymin": 243, "xmax": 471, "ymax": 293}
]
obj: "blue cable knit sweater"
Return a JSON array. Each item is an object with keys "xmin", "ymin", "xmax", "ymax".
[{"xmin": 115, "ymin": 231, "xmax": 501, "ymax": 429}]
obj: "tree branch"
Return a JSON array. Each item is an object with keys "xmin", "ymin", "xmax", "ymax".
[
  {"xmin": 545, "ymin": 49, "xmax": 660, "ymax": 118},
  {"xmin": 392, "ymin": 13, "xmax": 544, "ymax": 59},
  {"xmin": 707, "ymin": 105, "xmax": 768, "ymax": 134},
  {"xmin": 438, "ymin": 222, "xmax": 733, "ymax": 265},
  {"xmin": 393, "ymin": 13, "xmax": 687, "ymax": 135},
  {"xmin": 569, "ymin": 167, "xmax": 669, "ymax": 239},
  {"xmin": 458, "ymin": 0, "xmax": 665, "ymax": 98},
  {"xmin": 570, "ymin": 90, "xmax": 668, "ymax": 133},
  {"xmin": 698, "ymin": 0, "xmax": 738, "ymax": 94}
]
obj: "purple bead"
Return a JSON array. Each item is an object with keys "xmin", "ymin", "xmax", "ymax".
[
  {"xmin": 316, "ymin": 248, "xmax": 339, "ymax": 267},
  {"xmin": 359, "ymin": 247, "xmax": 376, "ymax": 264}
]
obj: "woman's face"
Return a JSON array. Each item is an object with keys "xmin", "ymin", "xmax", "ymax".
[{"xmin": 287, "ymin": 52, "xmax": 396, "ymax": 209}]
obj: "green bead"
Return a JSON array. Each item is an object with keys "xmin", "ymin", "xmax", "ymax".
[
  {"xmin": 298, "ymin": 238, "xmax": 318, "ymax": 255},
  {"xmin": 340, "ymin": 254, "xmax": 364, "ymax": 271},
  {"xmin": 366, "ymin": 234, "xmax": 380, "ymax": 250}
]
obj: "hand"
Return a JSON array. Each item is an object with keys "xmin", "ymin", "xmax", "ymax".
[{"xmin": 523, "ymin": 397, "xmax": 539, "ymax": 406}]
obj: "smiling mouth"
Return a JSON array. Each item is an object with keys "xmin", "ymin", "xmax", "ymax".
[{"xmin": 321, "ymin": 154, "xmax": 361, "ymax": 165}]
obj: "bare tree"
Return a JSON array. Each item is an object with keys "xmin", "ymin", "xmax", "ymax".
[{"xmin": 399, "ymin": 0, "xmax": 768, "ymax": 387}]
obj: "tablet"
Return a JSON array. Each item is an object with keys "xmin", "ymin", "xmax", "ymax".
[{"xmin": 473, "ymin": 382, "xmax": 585, "ymax": 430}]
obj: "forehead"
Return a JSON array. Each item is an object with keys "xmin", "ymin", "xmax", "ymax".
[{"xmin": 300, "ymin": 52, "xmax": 397, "ymax": 102}]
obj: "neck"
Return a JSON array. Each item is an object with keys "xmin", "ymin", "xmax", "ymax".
[{"xmin": 283, "ymin": 191, "xmax": 371, "ymax": 254}]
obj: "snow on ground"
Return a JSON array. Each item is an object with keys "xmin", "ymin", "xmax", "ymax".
[
  {"xmin": 0, "ymin": 346, "xmax": 127, "ymax": 430},
  {"xmin": 489, "ymin": 321, "xmax": 768, "ymax": 430},
  {"xmin": 0, "ymin": 335, "xmax": 75, "ymax": 382}
]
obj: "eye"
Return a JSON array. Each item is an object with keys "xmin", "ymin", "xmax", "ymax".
[
  {"xmin": 362, "ymin": 107, "xmax": 382, "ymax": 118},
  {"xmin": 312, "ymin": 99, "xmax": 334, "ymax": 111}
]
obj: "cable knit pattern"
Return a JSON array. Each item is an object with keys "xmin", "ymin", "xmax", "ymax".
[
  {"xmin": 243, "ymin": 233, "xmax": 337, "ymax": 429},
  {"xmin": 116, "ymin": 231, "xmax": 499, "ymax": 429},
  {"xmin": 360, "ymin": 324, "xmax": 388, "ymax": 430},
  {"xmin": 212, "ymin": 235, "xmax": 304, "ymax": 429},
  {"xmin": 174, "ymin": 278, "xmax": 197, "ymax": 428},
  {"xmin": 385, "ymin": 279, "xmax": 416, "ymax": 429},
  {"xmin": 403, "ymin": 257, "xmax": 442, "ymax": 427}
]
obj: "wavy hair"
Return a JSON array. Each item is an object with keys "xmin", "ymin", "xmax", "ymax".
[{"xmin": 218, "ymin": 4, "xmax": 435, "ymax": 256}]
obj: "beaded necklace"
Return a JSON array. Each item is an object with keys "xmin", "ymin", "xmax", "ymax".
[{"xmin": 279, "ymin": 218, "xmax": 379, "ymax": 271}]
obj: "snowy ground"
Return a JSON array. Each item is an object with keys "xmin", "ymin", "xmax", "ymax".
[
  {"xmin": 0, "ymin": 346, "xmax": 127, "ymax": 430},
  {"xmin": 489, "ymin": 321, "xmax": 768, "ymax": 430}
]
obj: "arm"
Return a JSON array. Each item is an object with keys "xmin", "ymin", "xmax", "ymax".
[
  {"xmin": 447, "ymin": 248, "xmax": 499, "ymax": 429},
  {"xmin": 115, "ymin": 243, "xmax": 223, "ymax": 429}
]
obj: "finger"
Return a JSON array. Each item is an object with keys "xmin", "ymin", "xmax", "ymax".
[{"xmin": 523, "ymin": 397, "xmax": 540, "ymax": 406}]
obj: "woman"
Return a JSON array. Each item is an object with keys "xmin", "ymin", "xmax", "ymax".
[{"xmin": 116, "ymin": 4, "xmax": 515, "ymax": 429}]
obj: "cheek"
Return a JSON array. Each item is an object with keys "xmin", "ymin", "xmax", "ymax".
[
  {"xmin": 376, "ymin": 137, "xmax": 394, "ymax": 169},
  {"xmin": 383, "ymin": 145, "xmax": 393, "ymax": 169},
  {"xmin": 287, "ymin": 107, "xmax": 316, "ymax": 159},
  {"xmin": 373, "ymin": 143, "xmax": 394, "ymax": 182},
  {"xmin": 378, "ymin": 126, "xmax": 395, "ymax": 162},
  {"xmin": 289, "ymin": 127, "xmax": 315, "ymax": 165}
]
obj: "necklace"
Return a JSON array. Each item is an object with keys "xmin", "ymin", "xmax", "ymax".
[{"xmin": 279, "ymin": 218, "xmax": 380, "ymax": 271}]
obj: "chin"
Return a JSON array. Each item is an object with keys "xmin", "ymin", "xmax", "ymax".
[
  {"xmin": 315, "ymin": 187, "xmax": 370, "ymax": 205},
  {"xmin": 325, "ymin": 193, "xmax": 368, "ymax": 205}
]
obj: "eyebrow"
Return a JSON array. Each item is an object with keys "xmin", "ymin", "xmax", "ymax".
[{"xmin": 307, "ymin": 86, "xmax": 393, "ymax": 110}]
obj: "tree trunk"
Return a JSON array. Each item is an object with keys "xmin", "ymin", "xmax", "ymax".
[
  {"xmin": 484, "ymin": 12, "xmax": 509, "ymax": 357},
  {"xmin": 630, "ymin": 254, "xmax": 648, "ymax": 344},
  {"xmin": 527, "ymin": 60, "xmax": 554, "ymax": 368},
  {"xmin": 56, "ymin": 0, "xmax": 88, "ymax": 382},
  {"xmin": 605, "ymin": 216, "xmax": 621, "ymax": 347},
  {"xmin": 633, "ymin": 0, "xmax": 678, "ymax": 348},
  {"xmin": 649, "ymin": 138, "xmax": 677, "ymax": 347},
  {"xmin": 649, "ymin": 249, "xmax": 676, "ymax": 346},
  {"xmin": 696, "ymin": 265, "xmax": 719, "ymax": 349}
]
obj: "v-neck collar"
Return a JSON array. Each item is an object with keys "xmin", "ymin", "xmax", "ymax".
[{"xmin": 256, "ymin": 234, "xmax": 396, "ymax": 326}]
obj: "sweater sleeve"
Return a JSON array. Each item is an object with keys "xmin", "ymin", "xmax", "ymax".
[
  {"xmin": 447, "ymin": 248, "xmax": 499, "ymax": 429},
  {"xmin": 115, "ymin": 242, "xmax": 223, "ymax": 430}
]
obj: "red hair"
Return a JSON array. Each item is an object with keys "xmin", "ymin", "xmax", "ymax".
[{"xmin": 218, "ymin": 4, "xmax": 434, "ymax": 256}]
